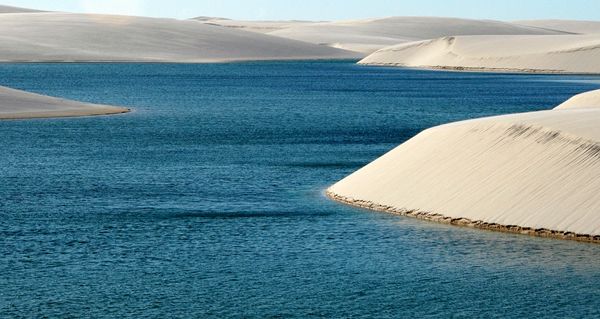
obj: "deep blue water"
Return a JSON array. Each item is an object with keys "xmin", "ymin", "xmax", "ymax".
[{"xmin": 1, "ymin": 61, "xmax": 600, "ymax": 318}]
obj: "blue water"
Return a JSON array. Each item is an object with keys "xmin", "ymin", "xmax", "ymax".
[{"xmin": 1, "ymin": 61, "xmax": 600, "ymax": 318}]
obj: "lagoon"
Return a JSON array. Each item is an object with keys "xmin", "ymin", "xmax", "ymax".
[{"xmin": 1, "ymin": 62, "xmax": 600, "ymax": 317}]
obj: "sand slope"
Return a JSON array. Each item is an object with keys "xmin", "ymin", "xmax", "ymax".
[
  {"xmin": 516, "ymin": 20, "xmax": 600, "ymax": 34},
  {"xmin": 359, "ymin": 34, "xmax": 600, "ymax": 73},
  {"xmin": 0, "ymin": 5, "xmax": 42, "ymax": 13},
  {"xmin": 328, "ymin": 92, "xmax": 600, "ymax": 239},
  {"xmin": 265, "ymin": 17, "xmax": 564, "ymax": 54},
  {"xmin": 0, "ymin": 86, "xmax": 128, "ymax": 119},
  {"xmin": 0, "ymin": 12, "xmax": 358, "ymax": 62},
  {"xmin": 555, "ymin": 89, "xmax": 600, "ymax": 110}
]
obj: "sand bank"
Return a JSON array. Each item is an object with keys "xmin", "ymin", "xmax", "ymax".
[
  {"xmin": 359, "ymin": 34, "xmax": 600, "ymax": 73},
  {"xmin": 0, "ymin": 86, "xmax": 129, "ymax": 119},
  {"xmin": 0, "ymin": 12, "xmax": 358, "ymax": 62},
  {"xmin": 328, "ymin": 90, "xmax": 600, "ymax": 242}
]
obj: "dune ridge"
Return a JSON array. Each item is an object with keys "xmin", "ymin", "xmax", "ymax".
[
  {"xmin": 268, "ymin": 17, "xmax": 566, "ymax": 54},
  {"xmin": 0, "ymin": 4, "xmax": 42, "ymax": 13},
  {"xmin": 327, "ymin": 91, "xmax": 600, "ymax": 241},
  {"xmin": 0, "ymin": 12, "xmax": 358, "ymax": 62},
  {"xmin": 359, "ymin": 34, "xmax": 600, "ymax": 74},
  {"xmin": 201, "ymin": 17, "xmax": 565, "ymax": 55},
  {"xmin": 195, "ymin": 18, "xmax": 316, "ymax": 34},
  {"xmin": 0, "ymin": 86, "xmax": 129, "ymax": 119}
]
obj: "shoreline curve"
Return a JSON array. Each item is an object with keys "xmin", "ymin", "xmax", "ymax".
[
  {"xmin": 327, "ymin": 191, "xmax": 600, "ymax": 244},
  {"xmin": 326, "ymin": 90, "xmax": 600, "ymax": 244}
]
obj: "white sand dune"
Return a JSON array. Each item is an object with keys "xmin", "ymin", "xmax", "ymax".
[
  {"xmin": 264, "ymin": 17, "xmax": 564, "ymax": 54},
  {"xmin": 555, "ymin": 89, "xmax": 600, "ymax": 110},
  {"xmin": 0, "ymin": 85, "xmax": 129, "ymax": 119},
  {"xmin": 0, "ymin": 12, "xmax": 358, "ymax": 62},
  {"xmin": 516, "ymin": 20, "xmax": 600, "ymax": 34},
  {"xmin": 195, "ymin": 17, "xmax": 315, "ymax": 34},
  {"xmin": 0, "ymin": 5, "xmax": 42, "ymax": 13},
  {"xmin": 359, "ymin": 34, "xmax": 600, "ymax": 73},
  {"xmin": 328, "ymin": 91, "xmax": 600, "ymax": 240}
]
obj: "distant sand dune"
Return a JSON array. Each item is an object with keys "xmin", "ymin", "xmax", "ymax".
[
  {"xmin": 328, "ymin": 90, "xmax": 600, "ymax": 241},
  {"xmin": 0, "ymin": 10, "xmax": 359, "ymax": 119},
  {"xmin": 0, "ymin": 5, "xmax": 42, "ymax": 13},
  {"xmin": 0, "ymin": 86, "xmax": 128, "ymax": 119},
  {"xmin": 264, "ymin": 17, "xmax": 566, "ymax": 54},
  {"xmin": 0, "ymin": 12, "xmax": 358, "ymax": 62},
  {"xmin": 194, "ymin": 18, "xmax": 316, "ymax": 34},
  {"xmin": 516, "ymin": 20, "xmax": 600, "ymax": 34},
  {"xmin": 359, "ymin": 34, "xmax": 600, "ymax": 73},
  {"xmin": 198, "ymin": 17, "xmax": 565, "ymax": 55}
]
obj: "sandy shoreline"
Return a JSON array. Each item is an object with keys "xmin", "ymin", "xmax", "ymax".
[
  {"xmin": 0, "ymin": 107, "xmax": 130, "ymax": 120},
  {"xmin": 359, "ymin": 34, "xmax": 600, "ymax": 74},
  {"xmin": 0, "ymin": 57, "xmax": 361, "ymax": 64},
  {"xmin": 327, "ymin": 192, "xmax": 600, "ymax": 244},
  {"xmin": 327, "ymin": 90, "xmax": 600, "ymax": 242},
  {"xmin": 0, "ymin": 85, "xmax": 129, "ymax": 120},
  {"xmin": 359, "ymin": 63, "xmax": 600, "ymax": 75}
]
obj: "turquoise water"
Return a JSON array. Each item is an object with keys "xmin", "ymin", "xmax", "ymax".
[{"xmin": 1, "ymin": 62, "xmax": 600, "ymax": 318}]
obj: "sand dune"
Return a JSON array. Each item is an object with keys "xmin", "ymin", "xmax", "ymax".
[
  {"xmin": 0, "ymin": 86, "xmax": 128, "ymax": 119},
  {"xmin": 0, "ymin": 5, "xmax": 42, "ymax": 13},
  {"xmin": 516, "ymin": 20, "xmax": 600, "ymax": 34},
  {"xmin": 264, "ymin": 17, "xmax": 564, "ymax": 54},
  {"xmin": 359, "ymin": 34, "xmax": 600, "ymax": 73},
  {"xmin": 0, "ymin": 12, "xmax": 358, "ymax": 62},
  {"xmin": 195, "ymin": 17, "xmax": 315, "ymax": 34},
  {"xmin": 555, "ymin": 89, "xmax": 600, "ymax": 110},
  {"xmin": 328, "ymin": 91, "xmax": 600, "ymax": 241}
]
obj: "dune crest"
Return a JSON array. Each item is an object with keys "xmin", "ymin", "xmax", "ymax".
[
  {"xmin": 195, "ymin": 18, "xmax": 316, "ymax": 34},
  {"xmin": 0, "ymin": 12, "xmax": 358, "ymax": 62},
  {"xmin": 328, "ymin": 92, "xmax": 600, "ymax": 241},
  {"xmin": 0, "ymin": 86, "xmax": 129, "ymax": 119},
  {"xmin": 359, "ymin": 34, "xmax": 600, "ymax": 73},
  {"xmin": 0, "ymin": 5, "xmax": 42, "ymax": 13},
  {"xmin": 555, "ymin": 89, "xmax": 600, "ymax": 110}
]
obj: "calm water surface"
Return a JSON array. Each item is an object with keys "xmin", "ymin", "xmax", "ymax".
[{"xmin": 1, "ymin": 62, "xmax": 600, "ymax": 318}]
